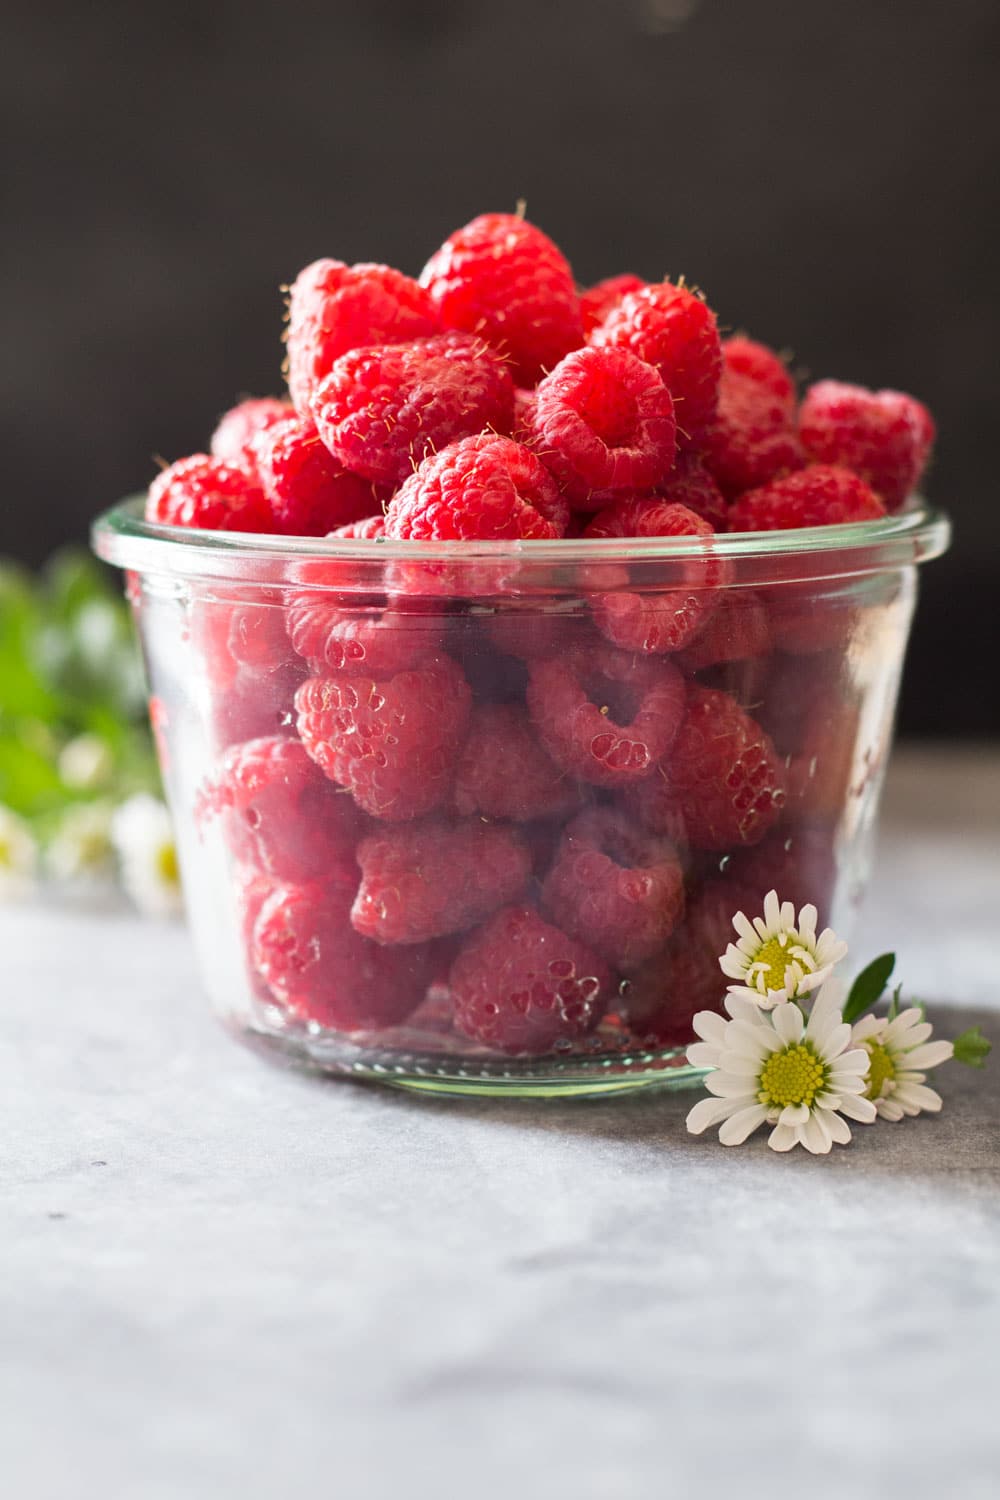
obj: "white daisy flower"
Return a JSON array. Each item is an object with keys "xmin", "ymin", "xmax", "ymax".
[
  {"xmin": 47, "ymin": 800, "xmax": 116, "ymax": 885},
  {"xmin": 111, "ymin": 794, "xmax": 184, "ymax": 918},
  {"xmin": 686, "ymin": 979, "xmax": 877, "ymax": 1153},
  {"xmin": 0, "ymin": 804, "xmax": 39, "ymax": 899},
  {"xmin": 851, "ymin": 1008, "xmax": 954, "ymax": 1121},
  {"xmin": 719, "ymin": 888, "xmax": 848, "ymax": 1009}
]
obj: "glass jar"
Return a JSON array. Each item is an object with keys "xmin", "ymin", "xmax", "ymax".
[{"xmin": 93, "ymin": 500, "xmax": 949, "ymax": 1097}]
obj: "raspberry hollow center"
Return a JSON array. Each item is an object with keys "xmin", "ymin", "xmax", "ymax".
[
  {"xmin": 758, "ymin": 1042, "xmax": 827, "ymax": 1109},
  {"xmin": 577, "ymin": 379, "xmax": 638, "ymax": 447}
]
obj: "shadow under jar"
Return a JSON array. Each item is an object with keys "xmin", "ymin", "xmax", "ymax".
[{"xmin": 93, "ymin": 501, "xmax": 949, "ymax": 1098}]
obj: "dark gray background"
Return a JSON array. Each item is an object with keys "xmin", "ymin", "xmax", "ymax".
[{"xmin": 3, "ymin": 0, "xmax": 997, "ymax": 735}]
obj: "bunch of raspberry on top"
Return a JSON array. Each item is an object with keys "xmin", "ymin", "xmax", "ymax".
[
  {"xmin": 157, "ymin": 210, "xmax": 936, "ymax": 1060},
  {"xmin": 146, "ymin": 209, "xmax": 935, "ymax": 542}
]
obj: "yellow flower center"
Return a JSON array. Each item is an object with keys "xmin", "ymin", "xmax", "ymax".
[
  {"xmin": 752, "ymin": 935, "xmax": 796, "ymax": 992},
  {"xmin": 758, "ymin": 1042, "xmax": 827, "ymax": 1109},
  {"xmin": 862, "ymin": 1039, "xmax": 897, "ymax": 1100},
  {"xmin": 156, "ymin": 841, "xmax": 179, "ymax": 886},
  {"xmin": 0, "ymin": 836, "xmax": 11, "ymax": 869}
]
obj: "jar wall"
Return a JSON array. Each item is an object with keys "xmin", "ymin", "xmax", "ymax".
[{"xmin": 128, "ymin": 554, "xmax": 919, "ymax": 1097}]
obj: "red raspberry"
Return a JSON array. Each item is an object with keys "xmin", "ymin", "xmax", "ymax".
[
  {"xmin": 448, "ymin": 904, "xmax": 612, "ymax": 1055},
  {"xmin": 621, "ymin": 881, "xmax": 737, "ymax": 1045},
  {"xmin": 286, "ymin": 258, "xmax": 438, "ymax": 416},
  {"xmin": 591, "ymin": 280, "xmax": 723, "ymax": 443},
  {"xmin": 452, "ymin": 703, "xmax": 582, "ymax": 821},
  {"xmin": 252, "ymin": 416, "xmax": 381, "ymax": 535},
  {"xmin": 419, "ymin": 212, "xmax": 583, "ymax": 384},
  {"xmin": 579, "ymin": 273, "xmax": 646, "ymax": 336},
  {"xmin": 146, "ymin": 454, "xmax": 273, "ymax": 532},
  {"xmin": 294, "ymin": 655, "xmax": 472, "ymax": 821},
  {"xmin": 528, "ymin": 346, "xmax": 677, "ymax": 507},
  {"xmin": 311, "ymin": 333, "xmax": 515, "ymax": 487},
  {"xmin": 727, "ymin": 465, "xmax": 886, "ymax": 531},
  {"xmin": 482, "ymin": 603, "xmax": 593, "ymax": 663},
  {"xmin": 252, "ymin": 879, "xmax": 435, "ymax": 1030},
  {"xmin": 527, "ymin": 645, "xmax": 685, "ymax": 787},
  {"xmin": 286, "ymin": 590, "xmax": 444, "ymax": 678},
  {"xmin": 330, "ymin": 514, "xmax": 387, "ymax": 539},
  {"xmin": 654, "ymin": 453, "xmax": 728, "ymax": 530},
  {"xmin": 724, "ymin": 826, "xmax": 838, "ymax": 926},
  {"xmin": 385, "ymin": 434, "xmax": 568, "ymax": 541},
  {"xmin": 798, "ymin": 379, "xmax": 935, "ymax": 510},
  {"xmin": 679, "ymin": 589, "xmax": 772, "ymax": 671},
  {"xmin": 583, "ymin": 501, "xmax": 725, "ymax": 656},
  {"xmin": 200, "ymin": 735, "xmax": 363, "ymax": 882},
  {"xmin": 702, "ymin": 370, "xmax": 803, "ymax": 498},
  {"xmin": 631, "ymin": 686, "xmax": 786, "ymax": 849},
  {"xmin": 541, "ymin": 807, "xmax": 684, "ymax": 972},
  {"xmin": 722, "ymin": 336, "xmax": 795, "ymax": 408},
  {"xmin": 352, "ymin": 818, "xmax": 531, "ymax": 944},
  {"xmin": 210, "ymin": 397, "xmax": 294, "ymax": 466},
  {"xmin": 190, "ymin": 595, "xmax": 293, "ymax": 689}
]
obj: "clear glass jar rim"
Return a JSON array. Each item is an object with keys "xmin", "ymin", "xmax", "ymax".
[{"xmin": 93, "ymin": 495, "xmax": 950, "ymax": 577}]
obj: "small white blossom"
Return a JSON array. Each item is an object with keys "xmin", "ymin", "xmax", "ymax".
[
  {"xmin": 719, "ymin": 888, "xmax": 848, "ymax": 1009},
  {"xmin": 46, "ymin": 800, "xmax": 117, "ymax": 886},
  {"xmin": 58, "ymin": 733, "xmax": 115, "ymax": 791},
  {"xmin": 686, "ymin": 979, "xmax": 877, "ymax": 1153},
  {"xmin": 852, "ymin": 1008, "xmax": 954, "ymax": 1121},
  {"xmin": 0, "ymin": 804, "xmax": 39, "ymax": 899},
  {"xmin": 111, "ymin": 794, "xmax": 183, "ymax": 918}
]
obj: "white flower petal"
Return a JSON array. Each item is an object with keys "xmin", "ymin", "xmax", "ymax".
[
  {"xmin": 718, "ymin": 1103, "xmax": 769, "ymax": 1146},
  {"xmin": 896, "ymin": 1082, "xmax": 944, "ymax": 1114},
  {"xmin": 851, "ymin": 1015, "xmax": 882, "ymax": 1043},
  {"xmin": 837, "ymin": 1093, "xmax": 878, "ymax": 1123},
  {"xmin": 685, "ymin": 1042, "xmax": 723, "ymax": 1069},
  {"xmin": 801, "ymin": 1111, "xmax": 834, "ymax": 1154},
  {"xmin": 772, "ymin": 1003, "xmax": 804, "ymax": 1045},
  {"xmin": 778, "ymin": 1102, "xmax": 810, "ymax": 1127},
  {"xmin": 691, "ymin": 1010, "xmax": 728, "ymax": 1045},
  {"xmin": 767, "ymin": 1122, "xmax": 799, "ymax": 1152},
  {"xmin": 884, "ymin": 1008, "xmax": 925, "ymax": 1042},
  {"xmin": 903, "ymin": 1041, "xmax": 954, "ymax": 1071},
  {"xmin": 706, "ymin": 1072, "xmax": 759, "ymax": 1100},
  {"xmin": 686, "ymin": 1096, "xmax": 739, "ymax": 1135},
  {"xmin": 826, "ymin": 1112, "xmax": 852, "ymax": 1146}
]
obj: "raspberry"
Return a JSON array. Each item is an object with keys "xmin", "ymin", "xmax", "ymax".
[
  {"xmin": 727, "ymin": 465, "xmax": 886, "ymax": 531},
  {"xmin": 190, "ymin": 595, "xmax": 293, "ymax": 689},
  {"xmin": 528, "ymin": 346, "xmax": 677, "ymax": 507},
  {"xmin": 679, "ymin": 589, "xmax": 771, "ymax": 671},
  {"xmin": 200, "ymin": 735, "xmax": 363, "ymax": 882},
  {"xmin": 351, "ymin": 818, "xmax": 531, "ymax": 944},
  {"xmin": 286, "ymin": 590, "xmax": 444, "ymax": 678},
  {"xmin": 448, "ymin": 904, "xmax": 612, "ymax": 1055},
  {"xmin": 583, "ymin": 501, "xmax": 725, "ymax": 655},
  {"xmin": 385, "ymin": 434, "xmax": 568, "ymax": 541},
  {"xmin": 210, "ymin": 397, "xmax": 294, "ymax": 466},
  {"xmin": 527, "ymin": 645, "xmax": 685, "ymax": 787},
  {"xmin": 702, "ymin": 370, "xmax": 803, "ymax": 498},
  {"xmin": 798, "ymin": 379, "xmax": 935, "ymax": 511},
  {"xmin": 654, "ymin": 453, "xmax": 728, "ymax": 530},
  {"xmin": 330, "ymin": 514, "xmax": 387, "ymax": 539},
  {"xmin": 724, "ymin": 826, "xmax": 838, "ymax": 926},
  {"xmin": 452, "ymin": 703, "xmax": 582, "ymax": 821},
  {"xmin": 146, "ymin": 454, "xmax": 273, "ymax": 532},
  {"xmin": 579, "ymin": 273, "xmax": 646, "ymax": 336},
  {"xmin": 482, "ymin": 603, "xmax": 592, "ymax": 663},
  {"xmin": 253, "ymin": 416, "xmax": 381, "ymax": 535},
  {"xmin": 294, "ymin": 655, "xmax": 472, "ymax": 821},
  {"xmin": 419, "ymin": 212, "xmax": 583, "ymax": 384},
  {"xmin": 722, "ymin": 335, "xmax": 795, "ymax": 408},
  {"xmin": 311, "ymin": 333, "xmax": 514, "ymax": 487},
  {"xmin": 591, "ymin": 280, "xmax": 723, "ymax": 442},
  {"xmin": 631, "ymin": 686, "xmax": 786, "ymax": 849},
  {"xmin": 252, "ymin": 879, "xmax": 435, "ymax": 1030},
  {"xmin": 541, "ymin": 807, "xmax": 684, "ymax": 972},
  {"xmin": 286, "ymin": 258, "xmax": 438, "ymax": 416},
  {"xmin": 621, "ymin": 881, "xmax": 737, "ymax": 1044},
  {"xmin": 512, "ymin": 386, "xmax": 538, "ymax": 440}
]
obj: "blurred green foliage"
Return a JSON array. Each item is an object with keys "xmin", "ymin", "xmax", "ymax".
[{"xmin": 0, "ymin": 549, "xmax": 160, "ymax": 831}]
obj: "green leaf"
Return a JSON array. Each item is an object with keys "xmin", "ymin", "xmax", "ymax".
[
  {"xmin": 952, "ymin": 1026, "xmax": 992, "ymax": 1069},
  {"xmin": 887, "ymin": 982, "xmax": 903, "ymax": 1021},
  {"xmin": 842, "ymin": 952, "xmax": 897, "ymax": 1025},
  {"xmin": 0, "ymin": 736, "xmax": 70, "ymax": 817}
]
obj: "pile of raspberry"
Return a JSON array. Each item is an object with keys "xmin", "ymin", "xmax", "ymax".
[{"xmin": 153, "ymin": 211, "xmax": 934, "ymax": 1057}]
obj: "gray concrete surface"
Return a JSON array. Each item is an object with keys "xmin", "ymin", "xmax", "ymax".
[{"xmin": 2, "ymin": 747, "xmax": 998, "ymax": 1500}]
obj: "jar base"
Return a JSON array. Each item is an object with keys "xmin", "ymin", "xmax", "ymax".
[{"xmin": 231, "ymin": 1020, "xmax": 709, "ymax": 1099}]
